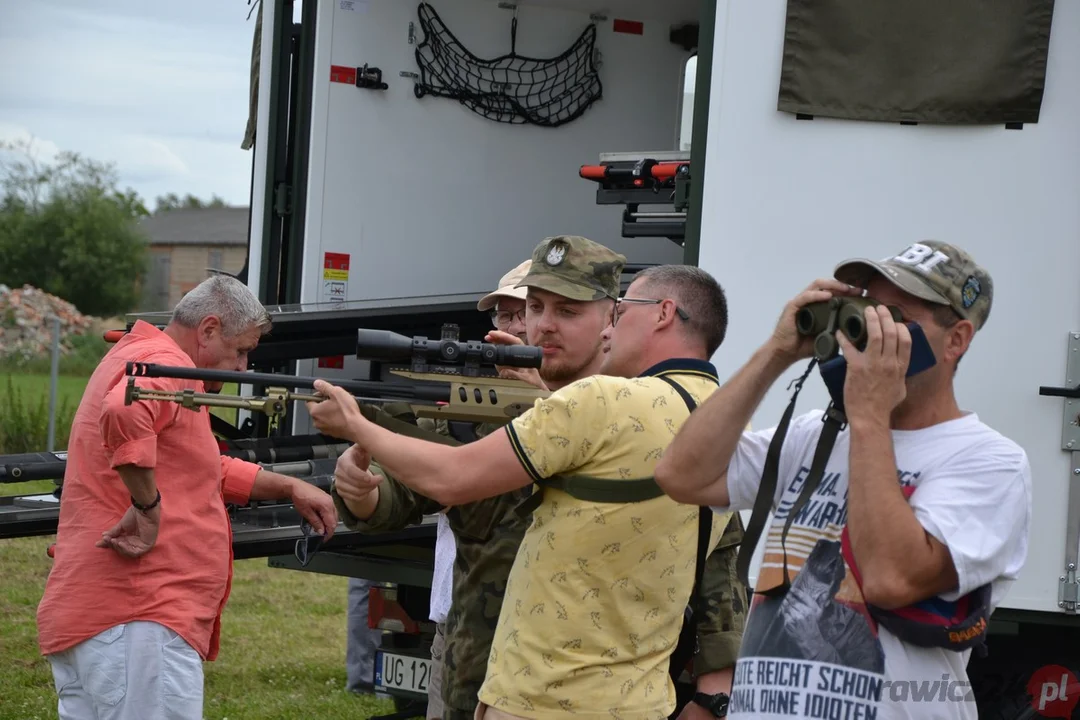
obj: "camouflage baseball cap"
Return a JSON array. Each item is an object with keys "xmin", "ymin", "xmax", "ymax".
[
  {"xmin": 516, "ymin": 235, "xmax": 626, "ymax": 302},
  {"xmin": 834, "ymin": 240, "xmax": 993, "ymax": 330}
]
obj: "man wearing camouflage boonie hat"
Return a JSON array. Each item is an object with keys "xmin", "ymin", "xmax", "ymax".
[{"xmin": 654, "ymin": 239, "xmax": 1030, "ymax": 720}]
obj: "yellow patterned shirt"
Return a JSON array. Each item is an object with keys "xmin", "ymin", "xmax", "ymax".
[{"xmin": 477, "ymin": 360, "xmax": 733, "ymax": 720}]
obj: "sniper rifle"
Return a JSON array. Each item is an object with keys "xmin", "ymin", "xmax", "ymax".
[{"xmin": 122, "ymin": 324, "xmax": 549, "ymax": 426}]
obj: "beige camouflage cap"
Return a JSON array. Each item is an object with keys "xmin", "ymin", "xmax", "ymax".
[
  {"xmin": 834, "ymin": 240, "xmax": 993, "ymax": 330},
  {"xmin": 516, "ymin": 235, "xmax": 626, "ymax": 302},
  {"xmin": 477, "ymin": 259, "xmax": 531, "ymax": 311}
]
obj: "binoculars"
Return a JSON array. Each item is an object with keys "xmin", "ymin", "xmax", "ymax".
[{"xmin": 796, "ymin": 297, "xmax": 902, "ymax": 361}]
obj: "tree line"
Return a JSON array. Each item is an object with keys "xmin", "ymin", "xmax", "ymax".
[{"xmin": 0, "ymin": 138, "xmax": 229, "ymax": 318}]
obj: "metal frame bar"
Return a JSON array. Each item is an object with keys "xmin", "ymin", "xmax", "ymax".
[
  {"xmin": 683, "ymin": 0, "xmax": 717, "ymax": 267},
  {"xmin": 259, "ymin": 0, "xmax": 293, "ymax": 307},
  {"xmin": 282, "ymin": 0, "xmax": 318, "ymax": 308}
]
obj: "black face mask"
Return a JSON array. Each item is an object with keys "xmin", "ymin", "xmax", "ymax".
[{"xmin": 818, "ymin": 320, "xmax": 938, "ymax": 414}]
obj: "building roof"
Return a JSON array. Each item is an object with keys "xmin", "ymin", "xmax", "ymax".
[{"xmin": 139, "ymin": 207, "xmax": 251, "ymax": 247}]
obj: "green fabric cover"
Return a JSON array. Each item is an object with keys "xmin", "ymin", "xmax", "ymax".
[{"xmin": 777, "ymin": 0, "xmax": 1056, "ymax": 125}]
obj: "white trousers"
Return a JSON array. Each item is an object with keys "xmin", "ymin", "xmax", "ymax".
[{"xmin": 47, "ymin": 620, "xmax": 204, "ymax": 720}]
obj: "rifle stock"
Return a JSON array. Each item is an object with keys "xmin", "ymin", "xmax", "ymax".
[{"xmin": 387, "ymin": 369, "xmax": 547, "ymax": 423}]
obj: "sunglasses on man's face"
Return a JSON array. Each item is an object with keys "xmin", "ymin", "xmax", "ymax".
[{"xmin": 613, "ymin": 297, "xmax": 690, "ymax": 326}]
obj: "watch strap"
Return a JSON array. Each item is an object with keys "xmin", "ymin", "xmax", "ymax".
[
  {"xmin": 131, "ymin": 490, "xmax": 161, "ymax": 513},
  {"xmin": 693, "ymin": 691, "xmax": 730, "ymax": 718}
]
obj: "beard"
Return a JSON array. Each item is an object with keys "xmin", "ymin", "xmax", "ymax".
[{"xmin": 539, "ymin": 344, "xmax": 604, "ymax": 385}]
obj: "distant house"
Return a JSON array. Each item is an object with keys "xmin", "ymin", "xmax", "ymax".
[{"xmin": 138, "ymin": 207, "xmax": 250, "ymax": 311}]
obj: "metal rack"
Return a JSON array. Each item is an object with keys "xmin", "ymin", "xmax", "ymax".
[{"xmin": 579, "ymin": 150, "xmax": 691, "ymax": 244}]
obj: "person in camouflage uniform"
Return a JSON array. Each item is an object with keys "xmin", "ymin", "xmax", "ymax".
[{"xmin": 328, "ymin": 236, "xmax": 748, "ymax": 720}]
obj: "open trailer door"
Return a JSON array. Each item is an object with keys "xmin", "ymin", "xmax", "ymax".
[
  {"xmin": 695, "ymin": 0, "xmax": 1080, "ymax": 710},
  {"xmin": 289, "ymin": 0, "xmax": 701, "ymax": 407}
]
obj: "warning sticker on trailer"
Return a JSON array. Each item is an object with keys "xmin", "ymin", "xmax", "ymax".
[{"xmin": 322, "ymin": 252, "xmax": 350, "ymax": 303}]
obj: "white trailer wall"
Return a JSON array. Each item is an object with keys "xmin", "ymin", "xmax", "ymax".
[
  {"xmin": 697, "ymin": 0, "xmax": 1080, "ymax": 615},
  {"xmin": 300, "ymin": 0, "xmax": 699, "ymax": 307}
]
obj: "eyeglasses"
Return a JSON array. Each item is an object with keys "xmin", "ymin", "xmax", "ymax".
[
  {"xmin": 294, "ymin": 519, "xmax": 325, "ymax": 568},
  {"xmin": 613, "ymin": 297, "xmax": 690, "ymax": 326},
  {"xmin": 490, "ymin": 308, "xmax": 526, "ymax": 330}
]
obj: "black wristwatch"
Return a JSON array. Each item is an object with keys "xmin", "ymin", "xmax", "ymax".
[{"xmin": 693, "ymin": 691, "xmax": 730, "ymax": 718}]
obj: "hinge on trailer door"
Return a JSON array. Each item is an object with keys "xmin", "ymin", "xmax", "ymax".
[
  {"xmin": 1041, "ymin": 332, "xmax": 1080, "ymax": 613},
  {"xmin": 274, "ymin": 183, "xmax": 293, "ymax": 216},
  {"xmin": 1060, "ymin": 564, "xmax": 1079, "ymax": 614}
]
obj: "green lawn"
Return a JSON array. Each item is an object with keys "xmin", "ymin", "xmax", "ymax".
[
  {"xmin": 0, "ymin": 536, "xmax": 394, "ymax": 720},
  {"xmin": 0, "ymin": 373, "xmax": 90, "ymax": 406},
  {"xmin": 1, "ymin": 372, "xmax": 394, "ymax": 719}
]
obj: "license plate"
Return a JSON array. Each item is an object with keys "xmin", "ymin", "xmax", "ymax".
[{"xmin": 374, "ymin": 651, "xmax": 431, "ymax": 694}]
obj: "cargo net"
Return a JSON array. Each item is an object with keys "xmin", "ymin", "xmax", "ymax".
[{"xmin": 413, "ymin": 2, "xmax": 602, "ymax": 127}]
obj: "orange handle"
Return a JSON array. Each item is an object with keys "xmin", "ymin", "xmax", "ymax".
[
  {"xmin": 649, "ymin": 162, "xmax": 687, "ymax": 181},
  {"xmin": 579, "ymin": 165, "xmax": 607, "ymax": 180},
  {"xmin": 104, "ymin": 330, "xmax": 127, "ymax": 343},
  {"xmin": 579, "ymin": 162, "xmax": 688, "ymax": 183}
]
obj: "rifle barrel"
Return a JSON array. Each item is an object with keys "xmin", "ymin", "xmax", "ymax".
[
  {"xmin": 125, "ymin": 362, "xmax": 451, "ymax": 403},
  {"xmin": 1, "ymin": 443, "xmax": 353, "ymax": 482}
]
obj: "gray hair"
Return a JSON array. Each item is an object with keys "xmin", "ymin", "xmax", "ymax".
[{"xmin": 171, "ymin": 275, "xmax": 272, "ymax": 337}]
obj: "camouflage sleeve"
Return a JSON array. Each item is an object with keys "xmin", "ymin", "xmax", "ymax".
[
  {"xmin": 331, "ymin": 403, "xmax": 458, "ymax": 533},
  {"xmin": 334, "ymin": 462, "xmax": 444, "ymax": 532},
  {"xmin": 693, "ymin": 512, "xmax": 749, "ymax": 677}
]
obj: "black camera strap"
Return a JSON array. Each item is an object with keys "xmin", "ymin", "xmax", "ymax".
[{"xmin": 735, "ymin": 357, "xmax": 848, "ymax": 595}]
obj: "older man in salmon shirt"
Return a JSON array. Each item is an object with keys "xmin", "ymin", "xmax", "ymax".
[{"xmin": 37, "ymin": 275, "xmax": 338, "ymax": 720}]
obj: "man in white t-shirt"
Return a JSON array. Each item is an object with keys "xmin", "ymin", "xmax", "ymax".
[{"xmin": 654, "ymin": 240, "xmax": 1031, "ymax": 720}]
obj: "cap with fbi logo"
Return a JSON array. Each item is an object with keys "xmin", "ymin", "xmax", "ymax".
[
  {"xmin": 834, "ymin": 240, "xmax": 993, "ymax": 330},
  {"xmin": 516, "ymin": 235, "xmax": 626, "ymax": 302}
]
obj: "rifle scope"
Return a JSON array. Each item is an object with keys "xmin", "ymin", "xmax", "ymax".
[{"xmin": 356, "ymin": 326, "xmax": 543, "ymax": 369}]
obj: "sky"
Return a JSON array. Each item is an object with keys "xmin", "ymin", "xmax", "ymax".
[{"xmin": 0, "ymin": 0, "xmax": 276, "ymax": 208}]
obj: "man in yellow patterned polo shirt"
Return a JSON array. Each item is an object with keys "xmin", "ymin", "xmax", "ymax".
[{"xmin": 309, "ymin": 245, "xmax": 734, "ymax": 720}]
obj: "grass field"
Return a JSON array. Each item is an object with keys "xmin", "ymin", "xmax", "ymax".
[{"xmin": 1, "ymin": 372, "xmax": 394, "ymax": 720}]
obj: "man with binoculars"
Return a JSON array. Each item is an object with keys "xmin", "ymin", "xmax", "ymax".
[{"xmin": 655, "ymin": 240, "xmax": 1031, "ymax": 720}]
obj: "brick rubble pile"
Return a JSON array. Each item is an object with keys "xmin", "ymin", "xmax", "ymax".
[{"xmin": 0, "ymin": 284, "xmax": 94, "ymax": 361}]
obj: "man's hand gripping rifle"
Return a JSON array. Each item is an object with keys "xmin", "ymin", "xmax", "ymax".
[{"xmin": 123, "ymin": 324, "xmax": 549, "ymax": 426}]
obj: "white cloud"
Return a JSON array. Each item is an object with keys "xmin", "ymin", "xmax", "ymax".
[
  {"xmin": 0, "ymin": 0, "xmax": 260, "ymax": 205},
  {"xmin": 0, "ymin": 122, "xmax": 63, "ymax": 163}
]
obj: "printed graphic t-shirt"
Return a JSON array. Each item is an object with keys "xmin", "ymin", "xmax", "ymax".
[
  {"xmin": 715, "ymin": 409, "xmax": 1030, "ymax": 720},
  {"xmin": 477, "ymin": 359, "xmax": 730, "ymax": 720}
]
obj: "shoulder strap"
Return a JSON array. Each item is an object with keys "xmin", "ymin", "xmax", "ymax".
[
  {"xmin": 657, "ymin": 376, "xmax": 714, "ymax": 687},
  {"xmin": 735, "ymin": 359, "xmax": 848, "ymax": 597},
  {"xmin": 657, "ymin": 377, "xmax": 710, "ymax": 611},
  {"xmin": 735, "ymin": 359, "xmax": 817, "ymax": 590},
  {"xmin": 838, "ymin": 486, "xmax": 991, "ymax": 658},
  {"xmin": 766, "ymin": 405, "xmax": 845, "ymax": 594}
]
